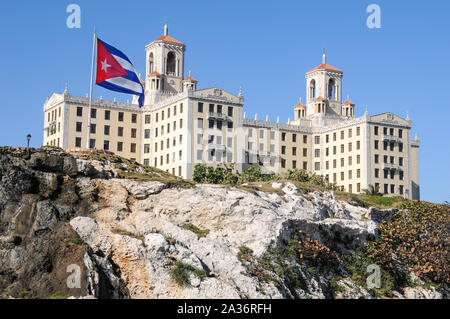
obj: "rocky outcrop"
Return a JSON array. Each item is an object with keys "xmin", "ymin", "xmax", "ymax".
[{"xmin": 0, "ymin": 147, "xmax": 446, "ymax": 299}]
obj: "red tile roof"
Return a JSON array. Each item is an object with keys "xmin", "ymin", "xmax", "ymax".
[
  {"xmin": 314, "ymin": 96, "xmax": 326, "ymax": 101},
  {"xmin": 294, "ymin": 101, "xmax": 305, "ymax": 108},
  {"xmin": 343, "ymin": 100, "xmax": 355, "ymax": 105},
  {"xmin": 150, "ymin": 71, "xmax": 161, "ymax": 76},
  {"xmin": 307, "ymin": 63, "xmax": 342, "ymax": 73},
  {"xmin": 184, "ymin": 76, "xmax": 197, "ymax": 82},
  {"xmin": 155, "ymin": 35, "xmax": 184, "ymax": 45}
]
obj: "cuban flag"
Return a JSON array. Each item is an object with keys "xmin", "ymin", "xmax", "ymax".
[{"xmin": 96, "ymin": 38, "xmax": 145, "ymax": 107}]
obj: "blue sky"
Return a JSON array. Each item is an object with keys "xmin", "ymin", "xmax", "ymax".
[{"xmin": 0, "ymin": 0, "xmax": 449, "ymax": 203}]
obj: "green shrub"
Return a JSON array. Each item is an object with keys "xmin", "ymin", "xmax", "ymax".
[
  {"xmin": 47, "ymin": 291, "xmax": 69, "ymax": 299},
  {"xmin": 170, "ymin": 261, "xmax": 206, "ymax": 287},
  {"xmin": 182, "ymin": 224, "xmax": 210, "ymax": 238},
  {"xmin": 237, "ymin": 246, "xmax": 254, "ymax": 263},
  {"xmin": 65, "ymin": 238, "xmax": 85, "ymax": 245}
]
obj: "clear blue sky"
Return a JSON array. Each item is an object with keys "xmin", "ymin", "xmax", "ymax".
[{"xmin": 0, "ymin": 0, "xmax": 449, "ymax": 203}]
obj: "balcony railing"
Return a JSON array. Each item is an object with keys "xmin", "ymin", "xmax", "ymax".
[
  {"xmin": 207, "ymin": 144, "xmax": 226, "ymax": 151},
  {"xmin": 383, "ymin": 163, "xmax": 403, "ymax": 171},
  {"xmin": 208, "ymin": 112, "xmax": 228, "ymax": 121},
  {"xmin": 382, "ymin": 135, "xmax": 402, "ymax": 143}
]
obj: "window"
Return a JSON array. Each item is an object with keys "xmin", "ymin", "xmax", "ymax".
[
  {"xmin": 180, "ymin": 103, "xmax": 183, "ymax": 113},
  {"xmin": 117, "ymin": 142, "xmax": 123, "ymax": 152},
  {"xmin": 399, "ymin": 171, "xmax": 404, "ymax": 181},
  {"xmin": 333, "ymin": 146, "xmax": 337, "ymax": 155},
  {"xmin": 132, "ymin": 114, "xmax": 137, "ymax": 123},
  {"xmin": 357, "ymin": 141, "xmax": 360, "ymax": 150},
  {"xmin": 156, "ymin": 113, "xmax": 159, "ymax": 123},
  {"xmin": 341, "ymin": 131, "xmax": 344, "ymax": 139},
  {"xmin": 105, "ymin": 110, "xmax": 110, "ymax": 120},
  {"xmin": 303, "ymin": 148, "xmax": 307, "ymax": 157},
  {"xmin": 209, "ymin": 104, "xmax": 214, "ymax": 113},
  {"xmin": 341, "ymin": 172, "xmax": 345, "ymax": 181},
  {"xmin": 293, "ymin": 147, "xmax": 297, "ymax": 156},
  {"xmin": 167, "ymin": 108, "xmax": 171, "ymax": 118},
  {"xmin": 384, "ymin": 155, "xmax": 388, "ymax": 163},
  {"xmin": 228, "ymin": 138, "xmax": 233, "ymax": 148},
  {"xmin": 333, "ymin": 133, "xmax": 337, "ymax": 141},
  {"xmin": 348, "ymin": 142, "xmax": 352, "ymax": 152},
  {"xmin": 326, "ymin": 148, "xmax": 329, "ymax": 156},
  {"xmin": 90, "ymin": 124, "xmax": 96, "ymax": 134},
  {"xmin": 209, "ymin": 120, "xmax": 214, "ymax": 129},
  {"xmin": 118, "ymin": 127, "xmax": 123, "ymax": 137},
  {"xmin": 374, "ymin": 154, "xmax": 379, "ymax": 164},
  {"xmin": 383, "ymin": 141, "xmax": 388, "ymax": 151},
  {"xmin": 357, "ymin": 127, "xmax": 360, "ymax": 136},
  {"xmin": 270, "ymin": 131, "xmax": 275, "ymax": 140},
  {"xmin": 91, "ymin": 108, "xmax": 97, "ymax": 119},
  {"xmin": 374, "ymin": 126, "xmax": 379, "ymax": 135},
  {"xmin": 315, "ymin": 149, "xmax": 320, "ymax": 158},
  {"xmin": 341, "ymin": 158, "xmax": 345, "ymax": 167},
  {"xmin": 399, "ymin": 185, "xmax": 404, "ymax": 195},
  {"xmin": 333, "ymin": 159, "xmax": 337, "ymax": 168},
  {"xmin": 390, "ymin": 142, "xmax": 394, "ymax": 151},
  {"xmin": 76, "ymin": 122, "xmax": 82, "ymax": 132},
  {"xmin": 118, "ymin": 112, "xmax": 124, "ymax": 122},
  {"xmin": 390, "ymin": 128, "xmax": 394, "ymax": 136},
  {"xmin": 216, "ymin": 121, "xmax": 221, "ymax": 130},
  {"xmin": 104, "ymin": 140, "xmax": 110, "ymax": 151},
  {"xmin": 89, "ymin": 139, "xmax": 96, "ymax": 149},
  {"xmin": 161, "ymin": 111, "xmax": 164, "ymax": 121},
  {"xmin": 348, "ymin": 156, "xmax": 352, "ymax": 165},
  {"xmin": 197, "ymin": 134, "xmax": 203, "ymax": 144},
  {"xmin": 217, "ymin": 105, "xmax": 222, "ymax": 114},
  {"xmin": 167, "ymin": 123, "xmax": 170, "ymax": 133},
  {"xmin": 314, "ymin": 136, "xmax": 320, "ymax": 144},
  {"xmin": 197, "ymin": 150, "xmax": 203, "ymax": 161},
  {"xmin": 326, "ymin": 161, "xmax": 329, "ymax": 170},
  {"xmin": 341, "ymin": 144, "xmax": 344, "ymax": 153},
  {"xmin": 145, "ymin": 115, "xmax": 151, "ymax": 124},
  {"xmin": 348, "ymin": 129, "xmax": 352, "ymax": 138},
  {"xmin": 326, "ymin": 135, "xmax": 329, "ymax": 143},
  {"xmin": 75, "ymin": 137, "xmax": 81, "ymax": 148},
  {"xmin": 390, "ymin": 184, "xmax": 395, "ymax": 194},
  {"xmin": 384, "ymin": 184, "xmax": 388, "ymax": 194},
  {"xmin": 303, "ymin": 135, "xmax": 308, "ymax": 143},
  {"xmin": 399, "ymin": 157, "xmax": 403, "ymax": 166},
  {"xmin": 315, "ymin": 162, "xmax": 320, "ymax": 171},
  {"xmin": 383, "ymin": 127, "xmax": 388, "ymax": 135},
  {"xmin": 260, "ymin": 129, "xmax": 264, "ymax": 139},
  {"xmin": 228, "ymin": 122, "xmax": 233, "ymax": 129},
  {"xmin": 357, "ymin": 169, "xmax": 360, "ymax": 178},
  {"xmin": 104, "ymin": 125, "xmax": 110, "ymax": 135},
  {"xmin": 292, "ymin": 134, "xmax": 297, "ymax": 143},
  {"xmin": 375, "ymin": 168, "xmax": 379, "ymax": 178},
  {"xmin": 228, "ymin": 107, "xmax": 233, "ymax": 117},
  {"xmin": 131, "ymin": 143, "xmax": 136, "ymax": 153},
  {"xmin": 198, "ymin": 103, "xmax": 203, "ymax": 113},
  {"xmin": 374, "ymin": 140, "xmax": 379, "ymax": 150},
  {"xmin": 281, "ymin": 159, "xmax": 286, "ymax": 169},
  {"xmin": 198, "ymin": 118, "xmax": 203, "ymax": 129},
  {"xmin": 292, "ymin": 160, "xmax": 297, "ymax": 169},
  {"xmin": 357, "ymin": 155, "xmax": 360, "ymax": 164},
  {"xmin": 281, "ymin": 132, "xmax": 285, "ymax": 141},
  {"xmin": 399, "ymin": 129, "xmax": 403, "ymax": 139},
  {"xmin": 281, "ymin": 146, "xmax": 286, "ymax": 155},
  {"xmin": 145, "ymin": 129, "xmax": 150, "ymax": 139},
  {"xmin": 77, "ymin": 107, "xmax": 83, "ymax": 117},
  {"xmin": 384, "ymin": 169, "xmax": 388, "ymax": 179},
  {"xmin": 144, "ymin": 144, "xmax": 150, "ymax": 154},
  {"xmin": 174, "ymin": 105, "xmax": 177, "ymax": 116},
  {"xmin": 399, "ymin": 143, "xmax": 404, "ymax": 152}
]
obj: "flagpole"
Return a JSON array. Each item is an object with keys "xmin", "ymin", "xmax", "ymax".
[{"xmin": 86, "ymin": 26, "xmax": 97, "ymax": 149}]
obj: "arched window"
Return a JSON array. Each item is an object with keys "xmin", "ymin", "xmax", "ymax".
[
  {"xmin": 166, "ymin": 52, "xmax": 176, "ymax": 75},
  {"xmin": 328, "ymin": 79, "xmax": 336, "ymax": 99},
  {"xmin": 309, "ymin": 80, "xmax": 316, "ymax": 100},
  {"xmin": 149, "ymin": 53, "xmax": 154, "ymax": 73}
]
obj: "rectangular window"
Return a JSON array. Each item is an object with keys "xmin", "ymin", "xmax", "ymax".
[
  {"xmin": 260, "ymin": 129, "xmax": 264, "ymax": 139},
  {"xmin": 117, "ymin": 142, "xmax": 123, "ymax": 152},
  {"xmin": 348, "ymin": 142, "xmax": 352, "ymax": 152},
  {"xmin": 198, "ymin": 118, "xmax": 203, "ymax": 129},
  {"xmin": 292, "ymin": 134, "xmax": 297, "ymax": 143},
  {"xmin": 292, "ymin": 160, "xmax": 297, "ymax": 169},
  {"xmin": 314, "ymin": 136, "xmax": 320, "ymax": 144},
  {"xmin": 399, "ymin": 129, "xmax": 403, "ymax": 139},
  {"xmin": 145, "ymin": 115, "xmax": 151, "ymax": 124},
  {"xmin": 356, "ymin": 127, "xmax": 360, "ymax": 136},
  {"xmin": 315, "ymin": 162, "xmax": 320, "ymax": 171},
  {"xmin": 89, "ymin": 139, "xmax": 96, "ymax": 149},
  {"xmin": 105, "ymin": 110, "xmax": 110, "ymax": 120},
  {"xmin": 90, "ymin": 124, "xmax": 96, "ymax": 134},
  {"xmin": 75, "ymin": 137, "xmax": 81, "ymax": 148},
  {"xmin": 131, "ymin": 143, "xmax": 136, "ymax": 153},
  {"xmin": 375, "ymin": 168, "xmax": 379, "ymax": 178},
  {"xmin": 390, "ymin": 184, "xmax": 395, "ymax": 194},
  {"xmin": 228, "ymin": 107, "xmax": 233, "ymax": 117},
  {"xmin": 118, "ymin": 127, "xmax": 123, "ymax": 137},
  {"xmin": 209, "ymin": 104, "xmax": 214, "ymax": 113},
  {"xmin": 281, "ymin": 146, "xmax": 286, "ymax": 155},
  {"xmin": 228, "ymin": 138, "xmax": 233, "ymax": 148},
  {"xmin": 91, "ymin": 108, "xmax": 97, "ymax": 119},
  {"xmin": 132, "ymin": 114, "xmax": 137, "ymax": 123},
  {"xmin": 375, "ymin": 154, "xmax": 379, "ymax": 164},
  {"xmin": 374, "ymin": 140, "xmax": 379, "ymax": 149},
  {"xmin": 374, "ymin": 126, "xmax": 379, "ymax": 135},
  {"xmin": 77, "ymin": 107, "xmax": 83, "ymax": 117},
  {"xmin": 228, "ymin": 121, "xmax": 233, "ymax": 129},
  {"xmin": 303, "ymin": 148, "xmax": 307, "ymax": 157},
  {"xmin": 357, "ymin": 141, "xmax": 360, "ymax": 150},
  {"xmin": 104, "ymin": 140, "xmax": 110, "ymax": 151},
  {"xmin": 333, "ymin": 133, "xmax": 337, "ymax": 141},
  {"xmin": 281, "ymin": 132, "xmax": 285, "ymax": 141},
  {"xmin": 348, "ymin": 129, "xmax": 352, "ymax": 138},
  {"xmin": 293, "ymin": 147, "xmax": 297, "ymax": 156},
  {"xmin": 118, "ymin": 112, "xmax": 124, "ymax": 122},
  {"xmin": 315, "ymin": 149, "xmax": 320, "ymax": 158},
  {"xmin": 399, "ymin": 143, "xmax": 403, "ymax": 152},
  {"xmin": 209, "ymin": 120, "xmax": 214, "ymax": 129},
  {"xmin": 326, "ymin": 135, "xmax": 329, "ymax": 143},
  {"xmin": 217, "ymin": 105, "xmax": 222, "ymax": 114},
  {"xmin": 104, "ymin": 125, "xmax": 110, "ymax": 135},
  {"xmin": 303, "ymin": 135, "xmax": 308, "ymax": 144},
  {"xmin": 144, "ymin": 129, "xmax": 150, "ymax": 139},
  {"xmin": 341, "ymin": 131, "xmax": 344, "ymax": 139},
  {"xmin": 198, "ymin": 103, "xmax": 203, "ymax": 113},
  {"xmin": 76, "ymin": 122, "xmax": 82, "ymax": 132},
  {"xmin": 197, "ymin": 150, "xmax": 203, "ymax": 161},
  {"xmin": 144, "ymin": 144, "xmax": 150, "ymax": 154}
]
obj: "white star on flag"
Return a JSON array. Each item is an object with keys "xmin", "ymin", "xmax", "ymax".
[{"xmin": 101, "ymin": 58, "xmax": 111, "ymax": 73}]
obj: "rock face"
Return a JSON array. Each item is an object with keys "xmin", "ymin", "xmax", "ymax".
[{"xmin": 0, "ymin": 147, "xmax": 446, "ymax": 299}]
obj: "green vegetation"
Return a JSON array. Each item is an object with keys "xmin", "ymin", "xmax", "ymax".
[
  {"xmin": 237, "ymin": 246, "xmax": 254, "ymax": 263},
  {"xmin": 329, "ymin": 276, "xmax": 345, "ymax": 297},
  {"xmin": 364, "ymin": 184, "xmax": 382, "ymax": 196},
  {"xmin": 366, "ymin": 201, "xmax": 449, "ymax": 285},
  {"xmin": 111, "ymin": 228, "xmax": 145, "ymax": 243},
  {"xmin": 64, "ymin": 238, "xmax": 85, "ymax": 245},
  {"xmin": 169, "ymin": 261, "xmax": 206, "ymax": 287},
  {"xmin": 341, "ymin": 247, "xmax": 395, "ymax": 298},
  {"xmin": 47, "ymin": 291, "xmax": 69, "ymax": 299},
  {"xmin": 193, "ymin": 164, "xmax": 339, "ymax": 191},
  {"xmin": 19, "ymin": 290, "xmax": 30, "ymax": 298},
  {"xmin": 182, "ymin": 224, "xmax": 210, "ymax": 238}
]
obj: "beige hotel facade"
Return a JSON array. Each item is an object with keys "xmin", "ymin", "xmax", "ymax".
[{"xmin": 43, "ymin": 25, "xmax": 420, "ymax": 199}]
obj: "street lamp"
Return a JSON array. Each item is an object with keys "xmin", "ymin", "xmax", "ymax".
[{"xmin": 26, "ymin": 134, "xmax": 31, "ymax": 148}]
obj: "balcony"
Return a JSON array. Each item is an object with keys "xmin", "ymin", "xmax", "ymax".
[
  {"xmin": 383, "ymin": 163, "xmax": 403, "ymax": 171},
  {"xmin": 382, "ymin": 135, "xmax": 402, "ymax": 143},
  {"xmin": 207, "ymin": 143, "xmax": 226, "ymax": 152},
  {"xmin": 208, "ymin": 112, "xmax": 228, "ymax": 121}
]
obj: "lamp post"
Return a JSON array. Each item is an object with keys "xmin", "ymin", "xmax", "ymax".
[{"xmin": 26, "ymin": 134, "xmax": 31, "ymax": 148}]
